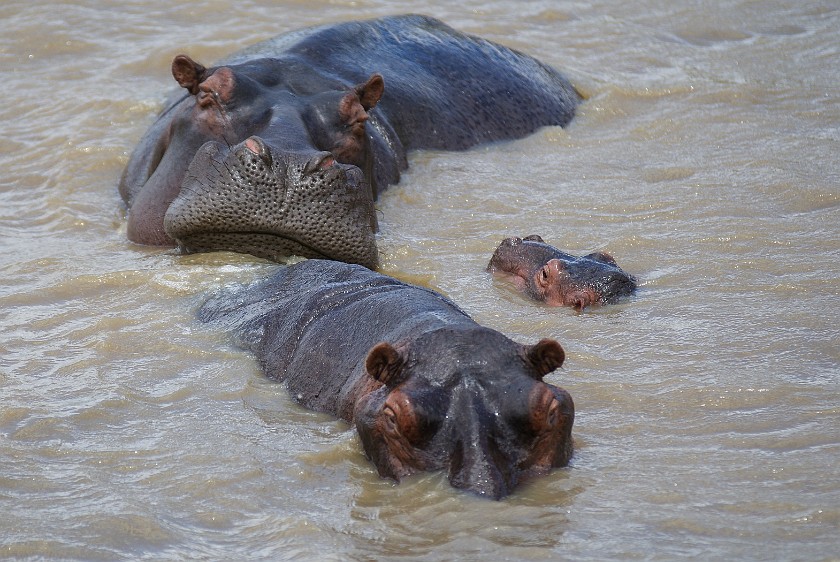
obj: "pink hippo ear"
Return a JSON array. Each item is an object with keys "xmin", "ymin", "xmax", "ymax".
[
  {"xmin": 365, "ymin": 341, "xmax": 408, "ymax": 387},
  {"xmin": 524, "ymin": 338, "xmax": 565, "ymax": 379},
  {"xmin": 171, "ymin": 54, "xmax": 207, "ymax": 95}
]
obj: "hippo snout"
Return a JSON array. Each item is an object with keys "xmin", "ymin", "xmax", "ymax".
[
  {"xmin": 448, "ymin": 440, "xmax": 514, "ymax": 500},
  {"xmin": 444, "ymin": 390, "xmax": 516, "ymax": 499},
  {"xmin": 446, "ymin": 380, "xmax": 574, "ymax": 499},
  {"xmin": 163, "ymin": 136, "xmax": 379, "ymax": 267}
]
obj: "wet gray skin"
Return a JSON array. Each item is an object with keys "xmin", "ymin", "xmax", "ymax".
[
  {"xmin": 119, "ymin": 15, "xmax": 581, "ymax": 267},
  {"xmin": 488, "ymin": 235, "xmax": 637, "ymax": 310}
]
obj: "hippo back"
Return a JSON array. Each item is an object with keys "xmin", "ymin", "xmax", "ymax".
[
  {"xmin": 223, "ymin": 14, "xmax": 580, "ymax": 150},
  {"xmin": 198, "ymin": 259, "xmax": 473, "ymax": 416}
]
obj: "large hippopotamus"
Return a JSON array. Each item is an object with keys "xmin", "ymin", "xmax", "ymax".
[
  {"xmin": 119, "ymin": 15, "xmax": 581, "ymax": 268},
  {"xmin": 488, "ymin": 235, "xmax": 636, "ymax": 310},
  {"xmin": 199, "ymin": 259, "xmax": 575, "ymax": 499}
]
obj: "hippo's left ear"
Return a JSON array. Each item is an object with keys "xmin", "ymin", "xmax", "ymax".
[
  {"xmin": 524, "ymin": 338, "xmax": 565, "ymax": 379},
  {"xmin": 365, "ymin": 341, "xmax": 408, "ymax": 387}
]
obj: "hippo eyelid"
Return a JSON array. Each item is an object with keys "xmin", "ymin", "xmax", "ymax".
[
  {"xmin": 382, "ymin": 404, "xmax": 399, "ymax": 433},
  {"xmin": 197, "ymin": 88, "xmax": 222, "ymax": 109},
  {"xmin": 529, "ymin": 385, "xmax": 561, "ymax": 433}
]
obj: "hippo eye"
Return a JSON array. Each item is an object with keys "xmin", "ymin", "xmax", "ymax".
[
  {"xmin": 545, "ymin": 399, "xmax": 560, "ymax": 429},
  {"xmin": 197, "ymin": 88, "xmax": 222, "ymax": 109},
  {"xmin": 382, "ymin": 405, "xmax": 399, "ymax": 434},
  {"xmin": 538, "ymin": 267, "xmax": 551, "ymax": 288},
  {"xmin": 381, "ymin": 391, "xmax": 426, "ymax": 444},
  {"xmin": 530, "ymin": 386, "xmax": 561, "ymax": 433}
]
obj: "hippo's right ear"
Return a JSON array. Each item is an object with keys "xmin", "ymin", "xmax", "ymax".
[
  {"xmin": 354, "ymin": 73, "xmax": 385, "ymax": 111},
  {"xmin": 172, "ymin": 55, "xmax": 207, "ymax": 95},
  {"xmin": 365, "ymin": 342, "xmax": 408, "ymax": 387},
  {"xmin": 524, "ymin": 338, "xmax": 565, "ymax": 379}
]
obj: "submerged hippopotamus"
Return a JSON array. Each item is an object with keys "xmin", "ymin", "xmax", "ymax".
[
  {"xmin": 119, "ymin": 15, "xmax": 581, "ymax": 268},
  {"xmin": 488, "ymin": 235, "xmax": 636, "ymax": 310},
  {"xmin": 199, "ymin": 259, "xmax": 574, "ymax": 499}
]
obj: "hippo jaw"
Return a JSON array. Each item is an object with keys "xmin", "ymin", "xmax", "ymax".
[
  {"xmin": 353, "ymin": 329, "xmax": 574, "ymax": 499},
  {"xmin": 163, "ymin": 136, "xmax": 379, "ymax": 268}
]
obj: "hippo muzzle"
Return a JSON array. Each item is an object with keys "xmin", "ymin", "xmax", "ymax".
[
  {"xmin": 164, "ymin": 136, "xmax": 379, "ymax": 267},
  {"xmin": 445, "ymin": 381, "xmax": 574, "ymax": 499}
]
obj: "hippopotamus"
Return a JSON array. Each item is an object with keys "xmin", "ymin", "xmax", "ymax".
[
  {"xmin": 487, "ymin": 235, "xmax": 636, "ymax": 310},
  {"xmin": 199, "ymin": 259, "xmax": 575, "ymax": 499},
  {"xmin": 119, "ymin": 15, "xmax": 581, "ymax": 268}
]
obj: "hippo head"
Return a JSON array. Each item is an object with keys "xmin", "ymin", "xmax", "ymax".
[
  {"xmin": 353, "ymin": 327, "xmax": 574, "ymax": 499},
  {"xmin": 120, "ymin": 55, "xmax": 389, "ymax": 268},
  {"xmin": 488, "ymin": 235, "xmax": 636, "ymax": 310}
]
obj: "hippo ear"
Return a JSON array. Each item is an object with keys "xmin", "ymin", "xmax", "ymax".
[
  {"xmin": 365, "ymin": 342, "xmax": 408, "ymax": 387},
  {"xmin": 524, "ymin": 338, "xmax": 565, "ymax": 379},
  {"xmin": 339, "ymin": 74, "xmax": 385, "ymax": 124},
  {"xmin": 523, "ymin": 235, "xmax": 545, "ymax": 243},
  {"xmin": 355, "ymin": 73, "xmax": 385, "ymax": 111},
  {"xmin": 172, "ymin": 55, "xmax": 207, "ymax": 95},
  {"xmin": 585, "ymin": 251, "xmax": 618, "ymax": 266}
]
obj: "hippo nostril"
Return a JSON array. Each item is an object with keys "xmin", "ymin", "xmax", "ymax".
[
  {"xmin": 244, "ymin": 137, "xmax": 272, "ymax": 166},
  {"xmin": 304, "ymin": 152, "xmax": 336, "ymax": 175}
]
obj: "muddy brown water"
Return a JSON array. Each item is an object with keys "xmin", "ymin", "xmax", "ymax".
[{"xmin": 2, "ymin": 1, "xmax": 838, "ymax": 560}]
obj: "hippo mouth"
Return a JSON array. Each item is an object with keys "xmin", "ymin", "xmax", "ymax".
[
  {"xmin": 163, "ymin": 137, "xmax": 379, "ymax": 267},
  {"xmin": 174, "ymin": 231, "xmax": 332, "ymax": 263}
]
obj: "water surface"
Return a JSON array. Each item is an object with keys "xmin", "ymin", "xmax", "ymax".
[{"xmin": 1, "ymin": 1, "xmax": 838, "ymax": 560}]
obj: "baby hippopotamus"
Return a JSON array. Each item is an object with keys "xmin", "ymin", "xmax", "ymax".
[
  {"xmin": 488, "ymin": 235, "xmax": 636, "ymax": 310},
  {"xmin": 199, "ymin": 259, "xmax": 574, "ymax": 499}
]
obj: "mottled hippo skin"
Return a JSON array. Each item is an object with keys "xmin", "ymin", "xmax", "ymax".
[
  {"xmin": 199, "ymin": 260, "xmax": 575, "ymax": 499},
  {"xmin": 119, "ymin": 15, "xmax": 580, "ymax": 268},
  {"xmin": 488, "ymin": 235, "xmax": 637, "ymax": 310}
]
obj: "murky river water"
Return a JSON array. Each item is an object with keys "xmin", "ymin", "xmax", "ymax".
[{"xmin": 2, "ymin": 1, "xmax": 838, "ymax": 560}]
